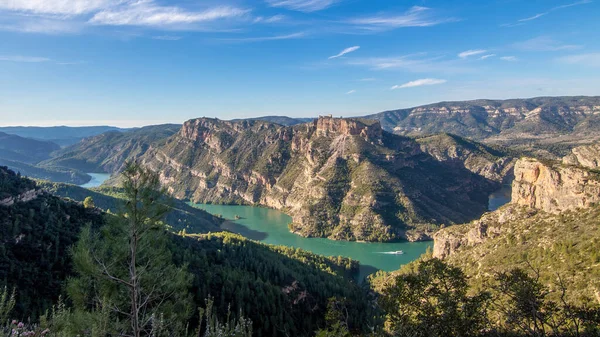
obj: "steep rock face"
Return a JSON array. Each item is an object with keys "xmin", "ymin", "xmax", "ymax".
[
  {"xmin": 562, "ymin": 144, "xmax": 600, "ymax": 169},
  {"xmin": 416, "ymin": 133, "xmax": 515, "ymax": 183},
  {"xmin": 511, "ymin": 158, "xmax": 600, "ymax": 213},
  {"xmin": 141, "ymin": 117, "xmax": 498, "ymax": 242}
]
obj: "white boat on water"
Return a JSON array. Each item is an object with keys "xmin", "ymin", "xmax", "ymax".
[{"xmin": 381, "ymin": 250, "xmax": 404, "ymax": 255}]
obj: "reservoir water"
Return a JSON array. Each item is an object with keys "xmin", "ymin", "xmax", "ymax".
[
  {"xmin": 192, "ymin": 203, "xmax": 431, "ymax": 280},
  {"xmin": 192, "ymin": 187, "xmax": 513, "ymax": 279},
  {"xmin": 80, "ymin": 173, "xmax": 111, "ymax": 188},
  {"xmin": 488, "ymin": 185, "xmax": 512, "ymax": 211}
]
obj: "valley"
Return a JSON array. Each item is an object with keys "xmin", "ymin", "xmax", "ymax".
[{"xmin": 2, "ymin": 96, "xmax": 600, "ymax": 336}]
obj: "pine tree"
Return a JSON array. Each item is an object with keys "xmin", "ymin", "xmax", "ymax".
[{"xmin": 66, "ymin": 162, "xmax": 193, "ymax": 336}]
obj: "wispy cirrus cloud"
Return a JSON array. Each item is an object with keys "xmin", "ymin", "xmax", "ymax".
[
  {"xmin": 0, "ymin": 55, "xmax": 50, "ymax": 62},
  {"xmin": 152, "ymin": 35, "xmax": 183, "ymax": 41},
  {"xmin": 458, "ymin": 49, "xmax": 487, "ymax": 58},
  {"xmin": 513, "ymin": 36, "xmax": 581, "ymax": 51},
  {"xmin": 553, "ymin": 0, "xmax": 593, "ymax": 10},
  {"xmin": 391, "ymin": 78, "xmax": 446, "ymax": 89},
  {"xmin": 0, "ymin": 0, "xmax": 252, "ymax": 33},
  {"xmin": 329, "ymin": 46, "xmax": 360, "ymax": 59},
  {"xmin": 89, "ymin": 4, "xmax": 249, "ymax": 27},
  {"xmin": 500, "ymin": 56, "xmax": 518, "ymax": 61},
  {"xmin": 216, "ymin": 32, "xmax": 306, "ymax": 43},
  {"xmin": 557, "ymin": 53, "xmax": 600, "ymax": 67},
  {"xmin": 345, "ymin": 89, "xmax": 356, "ymax": 95},
  {"xmin": 253, "ymin": 15, "xmax": 286, "ymax": 24},
  {"xmin": 504, "ymin": 0, "xmax": 592, "ymax": 26},
  {"xmin": 518, "ymin": 12, "xmax": 548, "ymax": 22},
  {"xmin": 346, "ymin": 6, "xmax": 456, "ymax": 32},
  {"xmin": 265, "ymin": 0, "xmax": 339, "ymax": 12},
  {"xmin": 0, "ymin": 0, "xmax": 122, "ymax": 16},
  {"xmin": 347, "ymin": 53, "xmax": 473, "ymax": 74},
  {"xmin": 479, "ymin": 54, "xmax": 496, "ymax": 60}
]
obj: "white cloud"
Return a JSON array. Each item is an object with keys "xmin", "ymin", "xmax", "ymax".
[
  {"xmin": 0, "ymin": 55, "xmax": 50, "ymax": 62},
  {"xmin": 329, "ymin": 46, "xmax": 360, "ymax": 59},
  {"xmin": 504, "ymin": 1, "xmax": 592, "ymax": 26},
  {"xmin": 89, "ymin": 4, "xmax": 249, "ymax": 27},
  {"xmin": 345, "ymin": 90, "xmax": 356, "ymax": 95},
  {"xmin": 500, "ymin": 56, "xmax": 518, "ymax": 61},
  {"xmin": 479, "ymin": 54, "xmax": 496, "ymax": 60},
  {"xmin": 0, "ymin": 0, "xmax": 122, "ymax": 16},
  {"xmin": 253, "ymin": 15, "xmax": 286, "ymax": 23},
  {"xmin": 347, "ymin": 6, "xmax": 455, "ymax": 31},
  {"xmin": 552, "ymin": 0, "xmax": 592, "ymax": 10},
  {"xmin": 458, "ymin": 49, "xmax": 487, "ymax": 58},
  {"xmin": 152, "ymin": 35, "xmax": 182, "ymax": 40},
  {"xmin": 217, "ymin": 32, "xmax": 306, "ymax": 42},
  {"xmin": 558, "ymin": 53, "xmax": 600, "ymax": 67},
  {"xmin": 518, "ymin": 12, "xmax": 548, "ymax": 22},
  {"xmin": 348, "ymin": 53, "xmax": 473, "ymax": 74},
  {"xmin": 513, "ymin": 37, "xmax": 581, "ymax": 51},
  {"xmin": 265, "ymin": 0, "xmax": 339, "ymax": 12},
  {"xmin": 391, "ymin": 78, "xmax": 446, "ymax": 89}
]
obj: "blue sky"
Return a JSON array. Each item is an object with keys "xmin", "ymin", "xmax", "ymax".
[{"xmin": 1, "ymin": 0, "xmax": 599, "ymax": 127}]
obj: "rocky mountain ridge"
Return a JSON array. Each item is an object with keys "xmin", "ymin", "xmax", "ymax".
[{"xmin": 138, "ymin": 116, "xmax": 498, "ymax": 242}]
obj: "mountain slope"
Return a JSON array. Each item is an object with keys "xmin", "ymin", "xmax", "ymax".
[
  {"xmin": 42, "ymin": 124, "xmax": 180, "ymax": 173},
  {"xmin": 36, "ymin": 181, "xmax": 223, "ymax": 234},
  {"xmin": 138, "ymin": 117, "xmax": 498, "ymax": 242},
  {"xmin": 0, "ymin": 158, "xmax": 90, "ymax": 185},
  {"xmin": 365, "ymin": 96, "xmax": 600, "ymax": 155},
  {"xmin": 0, "ymin": 131, "xmax": 60, "ymax": 163},
  {"xmin": 0, "ymin": 126, "xmax": 127, "ymax": 147},
  {"xmin": 0, "ymin": 166, "xmax": 106, "ymax": 317},
  {"xmin": 416, "ymin": 133, "xmax": 516, "ymax": 183}
]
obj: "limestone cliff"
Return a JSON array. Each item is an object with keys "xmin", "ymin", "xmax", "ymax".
[
  {"xmin": 511, "ymin": 158, "xmax": 600, "ymax": 213},
  {"xmin": 562, "ymin": 143, "xmax": 600, "ymax": 169},
  {"xmin": 140, "ymin": 117, "xmax": 497, "ymax": 242}
]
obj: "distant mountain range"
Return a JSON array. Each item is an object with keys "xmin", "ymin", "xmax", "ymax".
[
  {"xmin": 366, "ymin": 96, "xmax": 600, "ymax": 157},
  {"xmin": 0, "ymin": 126, "xmax": 128, "ymax": 147}
]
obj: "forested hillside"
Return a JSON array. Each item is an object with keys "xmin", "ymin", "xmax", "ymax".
[
  {"xmin": 0, "ymin": 166, "xmax": 374, "ymax": 336},
  {"xmin": 0, "ymin": 167, "xmax": 105, "ymax": 317},
  {"xmin": 36, "ymin": 181, "xmax": 223, "ymax": 234}
]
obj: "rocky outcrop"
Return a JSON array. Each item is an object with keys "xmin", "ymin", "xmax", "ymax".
[
  {"xmin": 315, "ymin": 116, "xmax": 383, "ymax": 144},
  {"xmin": 562, "ymin": 144, "xmax": 600, "ymax": 169},
  {"xmin": 0, "ymin": 189, "xmax": 42, "ymax": 207},
  {"xmin": 417, "ymin": 133, "xmax": 515, "ymax": 183},
  {"xmin": 433, "ymin": 205, "xmax": 536, "ymax": 259},
  {"xmin": 140, "ymin": 117, "xmax": 498, "ymax": 242},
  {"xmin": 511, "ymin": 158, "xmax": 600, "ymax": 213}
]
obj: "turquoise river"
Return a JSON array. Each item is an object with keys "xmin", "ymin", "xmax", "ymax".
[{"xmin": 192, "ymin": 187, "xmax": 511, "ymax": 280}]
